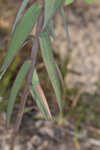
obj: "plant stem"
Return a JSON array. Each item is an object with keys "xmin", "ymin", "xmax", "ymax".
[{"xmin": 10, "ymin": 13, "xmax": 43, "ymax": 150}]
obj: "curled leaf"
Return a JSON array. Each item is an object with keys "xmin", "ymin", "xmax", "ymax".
[{"xmin": 30, "ymin": 69, "xmax": 52, "ymax": 120}]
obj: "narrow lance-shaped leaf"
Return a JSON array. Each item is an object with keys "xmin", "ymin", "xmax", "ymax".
[
  {"xmin": 11, "ymin": 0, "xmax": 30, "ymax": 34},
  {"xmin": 6, "ymin": 60, "xmax": 31, "ymax": 127},
  {"xmin": 0, "ymin": 37, "xmax": 34, "ymax": 81},
  {"xmin": 30, "ymin": 87, "xmax": 50, "ymax": 120},
  {"xmin": 39, "ymin": 31, "xmax": 62, "ymax": 111},
  {"xmin": 0, "ymin": 36, "xmax": 34, "ymax": 81},
  {"xmin": 30, "ymin": 69, "xmax": 52, "ymax": 120},
  {"xmin": 60, "ymin": 6, "xmax": 71, "ymax": 51},
  {"xmin": 46, "ymin": 20, "xmax": 56, "ymax": 40},
  {"xmin": 0, "ymin": 2, "xmax": 41, "ymax": 73},
  {"xmin": 43, "ymin": 0, "xmax": 62, "ymax": 29},
  {"xmin": 0, "ymin": 69, "xmax": 6, "ymax": 80},
  {"xmin": 55, "ymin": 63, "xmax": 64, "ymax": 90}
]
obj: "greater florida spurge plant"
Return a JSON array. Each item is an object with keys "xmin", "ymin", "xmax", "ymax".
[{"xmin": 0, "ymin": 0, "xmax": 94, "ymax": 150}]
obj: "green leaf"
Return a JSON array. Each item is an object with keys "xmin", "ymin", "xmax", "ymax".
[
  {"xmin": 0, "ymin": 36, "xmax": 34, "ymax": 81},
  {"xmin": 11, "ymin": 0, "xmax": 30, "ymax": 34},
  {"xmin": 84, "ymin": 0, "xmax": 94, "ymax": 3},
  {"xmin": 32, "ymin": 69, "xmax": 39, "ymax": 85},
  {"xmin": 60, "ymin": 6, "xmax": 70, "ymax": 51},
  {"xmin": 30, "ymin": 87, "xmax": 50, "ymax": 120},
  {"xmin": 44, "ymin": 0, "xmax": 62, "ymax": 29},
  {"xmin": 30, "ymin": 69, "xmax": 52, "ymax": 119},
  {"xmin": 39, "ymin": 31, "xmax": 62, "ymax": 111},
  {"xmin": 0, "ymin": 69, "xmax": 6, "ymax": 80},
  {"xmin": 46, "ymin": 20, "xmax": 56, "ymax": 40},
  {"xmin": 0, "ymin": 2, "xmax": 41, "ymax": 73},
  {"xmin": 6, "ymin": 60, "xmax": 31, "ymax": 127},
  {"xmin": 64, "ymin": 0, "xmax": 74, "ymax": 5},
  {"xmin": 24, "ymin": 106, "xmax": 33, "ymax": 113},
  {"xmin": 55, "ymin": 63, "xmax": 64, "ymax": 89},
  {"xmin": 84, "ymin": 0, "xmax": 93, "ymax": 2}
]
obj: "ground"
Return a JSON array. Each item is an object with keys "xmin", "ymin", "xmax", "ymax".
[
  {"xmin": 0, "ymin": 112, "xmax": 100, "ymax": 150},
  {"xmin": 54, "ymin": 3, "xmax": 100, "ymax": 94}
]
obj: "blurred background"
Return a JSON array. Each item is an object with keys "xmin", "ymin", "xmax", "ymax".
[{"xmin": 0, "ymin": 0, "xmax": 100, "ymax": 149}]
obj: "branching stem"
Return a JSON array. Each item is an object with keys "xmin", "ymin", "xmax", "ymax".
[{"xmin": 10, "ymin": 13, "xmax": 43, "ymax": 150}]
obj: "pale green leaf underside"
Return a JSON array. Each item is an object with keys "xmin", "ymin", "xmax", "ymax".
[
  {"xmin": 11, "ymin": 0, "xmax": 30, "ymax": 34},
  {"xmin": 32, "ymin": 69, "xmax": 39, "ymax": 86},
  {"xmin": 30, "ymin": 69, "xmax": 52, "ymax": 119},
  {"xmin": 44, "ymin": 0, "xmax": 62, "ymax": 28},
  {"xmin": 39, "ymin": 31, "xmax": 62, "ymax": 111},
  {"xmin": 30, "ymin": 87, "xmax": 50, "ymax": 120},
  {"xmin": 0, "ymin": 2, "xmax": 41, "ymax": 73},
  {"xmin": 6, "ymin": 60, "xmax": 31, "ymax": 127}
]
